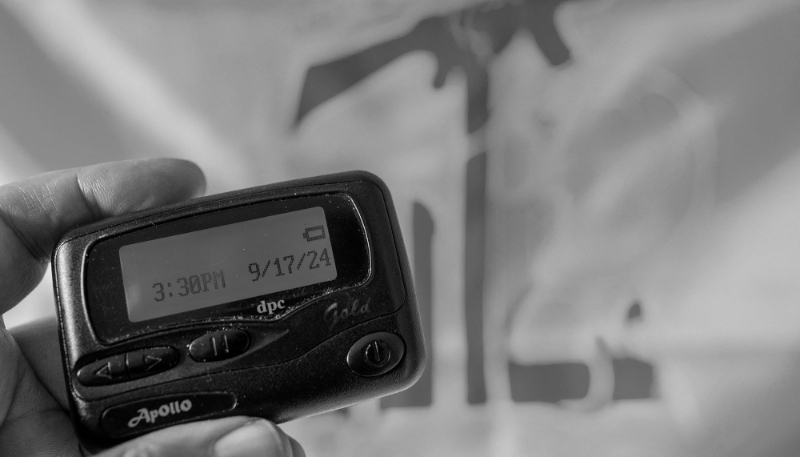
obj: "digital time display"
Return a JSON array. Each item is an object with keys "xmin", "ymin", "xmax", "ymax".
[{"xmin": 119, "ymin": 207, "xmax": 337, "ymax": 322}]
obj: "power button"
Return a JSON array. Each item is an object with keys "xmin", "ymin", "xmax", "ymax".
[
  {"xmin": 363, "ymin": 340, "xmax": 392, "ymax": 368},
  {"xmin": 346, "ymin": 332, "xmax": 405, "ymax": 377}
]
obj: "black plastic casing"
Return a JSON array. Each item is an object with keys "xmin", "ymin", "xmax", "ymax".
[{"xmin": 52, "ymin": 171, "xmax": 425, "ymax": 452}]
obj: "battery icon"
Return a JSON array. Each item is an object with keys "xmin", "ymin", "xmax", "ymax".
[{"xmin": 302, "ymin": 226, "xmax": 326, "ymax": 242}]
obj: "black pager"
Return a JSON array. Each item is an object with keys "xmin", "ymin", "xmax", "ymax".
[{"xmin": 52, "ymin": 171, "xmax": 425, "ymax": 451}]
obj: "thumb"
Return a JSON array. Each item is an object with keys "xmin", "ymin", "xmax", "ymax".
[
  {"xmin": 0, "ymin": 158, "xmax": 206, "ymax": 313},
  {"xmin": 94, "ymin": 417, "xmax": 305, "ymax": 457}
]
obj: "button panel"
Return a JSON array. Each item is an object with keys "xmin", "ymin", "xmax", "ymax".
[
  {"xmin": 77, "ymin": 347, "xmax": 179, "ymax": 386},
  {"xmin": 189, "ymin": 329, "xmax": 250, "ymax": 362},
  {"xmin": 101, "ymin": 392, "xmax": 237, "ymax": 438},
  {"xmin": 347, "ymin": 332, "xmax": 406, "ymax": 377}
]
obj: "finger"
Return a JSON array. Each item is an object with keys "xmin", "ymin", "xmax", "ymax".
[
  {"xmin": 288, "ymin": 436, "xmax": 306, "ymax": 457},
  {"xmin": 0, "ymin": 328, "xmax": 78, "ymax": 457},
  {"xmin": 0, "ymin": 158, "xmax": 206, "ymax": 313},
  {"xmin": 10, "ymin": 318, "xmax": 69, "ymax": 410},
  {"xmin": 95, "ymin": 417, "xmax": 303, "ymax": 457}
]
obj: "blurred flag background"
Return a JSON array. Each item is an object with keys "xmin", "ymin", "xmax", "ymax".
[{"xmin": 2, "ymin": 0, "xmax": 800, "ymax": 455}]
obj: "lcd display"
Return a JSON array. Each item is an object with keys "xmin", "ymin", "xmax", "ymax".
[{"xmin": 119, "ymin": 207, "xmax": 337, "ymax": 322}]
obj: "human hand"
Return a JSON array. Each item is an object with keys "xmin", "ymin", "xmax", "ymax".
[{"xmin": 0, "ymin": 159, "xmax": 304, "ymax": 457}]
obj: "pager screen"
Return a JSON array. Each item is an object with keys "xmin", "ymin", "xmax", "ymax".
[{"xmin": 119, "ymin": 207, "xmax": 337, "ymax": 322}]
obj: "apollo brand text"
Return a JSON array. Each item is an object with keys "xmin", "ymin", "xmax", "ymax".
[{"xmin": 127, "ymin": 399, "xmax": 192, "ymax": 428}]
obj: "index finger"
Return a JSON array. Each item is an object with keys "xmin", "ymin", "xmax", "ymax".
[{"xmin": 0, "ymin": 158, "xmax": 206, "ymax": 314}]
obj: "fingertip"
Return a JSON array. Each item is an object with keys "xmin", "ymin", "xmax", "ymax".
[
  {"xmin": 140, "ymin": 158, "xmax": 207, "ymax": 205},
  {"xmin": 95, "ymin": 416, "xmax": 248, "ymax": 457},
  {"xmin": 213, "ymin": 419, "xmax": 289, "ymax": 457},
  {"xmin": 153, "ymin": 158, "xmax": 207, "ymax": 198},
  {"xmin": 78, "ymin": 158, "xmax": 207, "ymax": 215},
  {"xmin": 288, "ymin": 436, "xmax": 306, "ymax": 457},
  {"xmin": 96, "ymin": 417, "xmax": 301, "ymax": 457}
]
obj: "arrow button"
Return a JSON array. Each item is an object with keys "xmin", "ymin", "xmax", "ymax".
[
  {"xmin": 95, "ymin": 363, "xmax": 112, "ymax": 379},
  {"xmin": 127, "ymin": 347, "xmax": 179, "ymax": 380},
  {"xmin": 143, "ymin": 355, "xmax": 163, "ymax": 371},
  {"xmin": 77, "ymin": 355, "xmax": 128, "ymax": 386}
]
